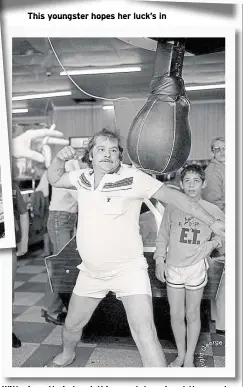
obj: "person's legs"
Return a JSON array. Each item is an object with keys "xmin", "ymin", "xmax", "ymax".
[
  {"xmin": 167, "ymin": 286, "xmax": 186, "ymax": 367},
  {"xmin": 49, "ymin": 293, "xmax": 101, "ymax": 366},
  {"xmin": 44, "ymin": 212, "xmax": 77, "ymax": 317},
  {"xmin": 184, "ymin": 287, "xmax": 204, "ymax": 367},
  {"xmin": 121, "ymin": 294, "xmax": 166, "ymax": 367}
]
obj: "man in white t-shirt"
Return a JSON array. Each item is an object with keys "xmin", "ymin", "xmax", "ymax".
[{"xmin": 46, "ymin": 129, "xmax": 225, "ymax": 368}]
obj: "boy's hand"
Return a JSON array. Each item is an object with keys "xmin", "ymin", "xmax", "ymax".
[
  {"xmin": 212, "ymin": 235, "xmax": 223, "ymax": 249},
  {"xmin": 56, "ymin": 146, "xmax": 80, "ymax": 161},
  {"xmin": 211, "ymin": 235, "xmax": 225, "ymax": 258},
  {"xmin": 155, "ymin": 261, "xmax": 166, "ymax": 283},
  {"xmin": 210, "ymin": 220, "xmax": 225, "ymax": 238}
]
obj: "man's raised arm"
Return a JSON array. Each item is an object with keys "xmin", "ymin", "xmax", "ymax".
[
  {"xmin": 152, "ymin": 184, "xmax": 225, "ymax": 238},
  {"xmin": 47, "ymin": 146, "xmax": 78, "ymax": 189}
]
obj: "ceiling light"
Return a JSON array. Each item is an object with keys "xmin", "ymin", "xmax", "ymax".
[
  {"xmin": 12, "ymin": 91, "xmax": 72, "ymax": 101},
  {"xmin": 60, "ymin": 66, "xmax": 141, "ymax": 76},
  {"xmin": 102, "ymin": 106, "xmax": 114, "ymax": 110},
  {"xmin": 186, "ymin": 84, "xmax": 225, "ymax": 91},
  {"xmin": 12, "ymin": 108, "xmax": 29, "ymax": 114}
]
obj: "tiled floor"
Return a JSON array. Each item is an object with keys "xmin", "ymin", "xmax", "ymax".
[{"xmin": 13, "ymin": 252, "xmax": 225, "ymax": 368}]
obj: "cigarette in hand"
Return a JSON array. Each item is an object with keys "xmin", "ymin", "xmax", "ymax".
[{"xmin": 42, "ymin": 124, "xmax": 56, "ymax": 145}]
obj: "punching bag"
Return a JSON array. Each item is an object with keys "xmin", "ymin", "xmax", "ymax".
[{"xmin": 127, "ymin": 40, "xmax": 191, "ymax": 175}]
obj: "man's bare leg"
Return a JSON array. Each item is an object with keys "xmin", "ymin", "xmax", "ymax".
[
  {"xmin": 184, "ymin": 287, "xmax": 204, "ymax": 367},
  {"xmin": 121, "ymin": 294, "xmax": 167, "ymax": 367},
  {"xmin": 167, "ymin": 286, "xmax": 186, "ymax": 367},
  {"xmin": 52, "ymin": 294, "xmax": 101, "ymax": 366}
]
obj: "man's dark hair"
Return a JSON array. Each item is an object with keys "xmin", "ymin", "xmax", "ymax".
[
  {"xmin": 180, "ymin": 164, "xmax": 205, "ymax": 182},
  {"xmin": 82, "ymin": 128, "xmax": 123, "ymax": 167}
]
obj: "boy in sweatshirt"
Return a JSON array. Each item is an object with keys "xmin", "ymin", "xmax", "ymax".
[{"xmin": 154, "ymin": 165, "xmax": 224, "ymax": 367}]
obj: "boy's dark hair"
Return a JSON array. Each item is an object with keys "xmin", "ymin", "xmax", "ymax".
[
  {"xmin": 82, "ymin": 128, "xmax": 123, "ymax": 167},
  {"xmin": 180, "ymin": 164, "xmax": 205, "ymax": 182}
]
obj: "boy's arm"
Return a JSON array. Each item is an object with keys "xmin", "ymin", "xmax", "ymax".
[
  {"xmin": 199, "ymin": 236, "xmax": 223, "ymax": 259},
  {"xmin": 47, "ymin": 146, "xmax": 78, "ymax": 188},
  {"xmin": 152, "ymin": 185, "xmax": 225, "ymax": 237},
  {"xmin": 211, "ymin": 236, "xmax": 225, "ymax": 256}
]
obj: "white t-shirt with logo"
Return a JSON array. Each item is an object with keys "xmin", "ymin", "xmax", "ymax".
[{"xmin": 69, "ymin": 165, "xmax": 163, "ymax": 278}]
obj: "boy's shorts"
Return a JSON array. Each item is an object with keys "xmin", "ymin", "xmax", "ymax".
[
  {"xmin": 73, "ymin": 267, "xmax": 152, "ymax": 299},
  {"xmin": 166, "ymin": 259, "xmax": 209, "ymax": 290}
]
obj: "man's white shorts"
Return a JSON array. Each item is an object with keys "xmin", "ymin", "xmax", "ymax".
[
  {"xmin": 73, "ymin": 268, "xmax": 152, "ymax": 298},
  {"xmin": 166, "ymin": 259, "xmax": 209, "ymax": 290}
]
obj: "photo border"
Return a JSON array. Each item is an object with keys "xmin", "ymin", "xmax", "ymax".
[{"xmin": 2, "ymin": 22, "xmax": 235, "ymax": 379}]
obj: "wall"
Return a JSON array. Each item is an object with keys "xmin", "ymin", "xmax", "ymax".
[
  {"xmin": 52, "ymin": 105, "xmax": 117, "ymax": 136},
  {"xmin": 51, "ymin": 105, "xmax": 117, "ymax": 157},
  {"xmin": 188, "ymin": 100, "xmax": 225, "ymax": 160}
]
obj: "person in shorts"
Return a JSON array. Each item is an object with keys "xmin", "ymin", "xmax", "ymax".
[{"xmin": 154, "ymin": 165, "xmax": 224, "ymax": 367}]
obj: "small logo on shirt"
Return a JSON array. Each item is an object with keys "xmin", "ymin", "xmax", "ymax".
[{"xmin": 179, "ymin": 216, "xmax": 199, "ymax": 228}]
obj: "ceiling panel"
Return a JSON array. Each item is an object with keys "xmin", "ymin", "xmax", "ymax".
[{"xmin": 12, "ymin": 37, "xmax": 225, "ymax": 118}]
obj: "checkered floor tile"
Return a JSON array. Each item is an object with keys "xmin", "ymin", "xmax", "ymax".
[{"xmin": 13, "ymin": 251, "xmax": 225, "ymax": 367}]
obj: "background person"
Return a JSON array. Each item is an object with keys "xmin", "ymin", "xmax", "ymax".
[
  {"xmin": 203, "ymin": 137, "xmax": 225, "ymax": 212},
  {"xmin": 12, "ymin": 180, "xmax": 29, "ymax": 347},
  {"xmin": 203, "ymin": 136, "xmax": 225, "ymax": 335},
  {"xmin": 41, "ymin": 184, "xmax": 78, "ymax": 325},
  {"xmin": 40, "ymin": 159, "xmax": 87, "ymax": 325}
]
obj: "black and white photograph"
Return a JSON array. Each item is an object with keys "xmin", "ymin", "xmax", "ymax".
[{"xmin": 9, "ymin": 35, "xmax": 234, "ymax": 378}]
